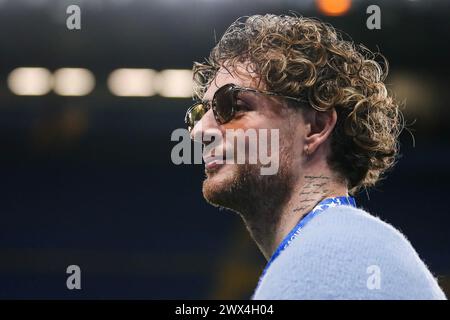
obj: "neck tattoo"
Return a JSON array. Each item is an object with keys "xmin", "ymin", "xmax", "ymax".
[{"xmin": 292, "ymin": 175, "xmax": 331, "ymax": 213}]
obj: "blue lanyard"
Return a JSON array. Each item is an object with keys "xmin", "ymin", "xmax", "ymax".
[{"xmin": 254, "ymin": 196, "xmax": 356, "ymax": 293}]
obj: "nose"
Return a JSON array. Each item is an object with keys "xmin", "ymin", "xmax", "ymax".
[{"xmin": 190, "ymin": 108, "xmax": 221, "ymax": 145}]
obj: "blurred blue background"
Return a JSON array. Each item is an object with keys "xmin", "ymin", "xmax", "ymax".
[{"xmin": 0, "ymin": 0, "xmax": 449, "ymax": 299}]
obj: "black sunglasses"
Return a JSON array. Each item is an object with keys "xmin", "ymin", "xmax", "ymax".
[{"xmin": 185, "ymin": 83, "xmax": 306, "ymax": 132}]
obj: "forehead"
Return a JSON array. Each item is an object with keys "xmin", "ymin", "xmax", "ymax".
[{"xmin": 203, "ymin": 62, "xmax": 264, "ymax": 102}]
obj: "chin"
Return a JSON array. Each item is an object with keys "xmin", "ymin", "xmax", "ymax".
[
  {"xmin": 202, "ymin": 164, "xmax": 237, "ymax": 207},
  {"xmin": 201, "ymin": 162, "xmax": 269, "ymax": 214}
]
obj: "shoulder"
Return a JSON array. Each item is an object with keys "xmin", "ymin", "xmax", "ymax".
[{"xmin": 253, "ymin": 205, "xmax": 446, "ymax": 300}]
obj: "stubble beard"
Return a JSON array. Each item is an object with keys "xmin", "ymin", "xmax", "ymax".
[{"xmin": 201, "ymin": 143, "xmax": 295, "ymax": 234}]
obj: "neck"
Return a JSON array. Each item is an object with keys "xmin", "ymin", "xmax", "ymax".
[{"xmin": 241, "ymin": 170, "xmax": 348, "ymax": 261}]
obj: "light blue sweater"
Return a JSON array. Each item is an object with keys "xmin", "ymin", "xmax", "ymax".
[{"xmin": 252, "ymin": 205, "xmax": 446, "ymax": 300}]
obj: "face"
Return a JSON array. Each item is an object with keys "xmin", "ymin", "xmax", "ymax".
[{"xmin": 190, "ymin": 62, "xmax": 306, "ymax": 216}]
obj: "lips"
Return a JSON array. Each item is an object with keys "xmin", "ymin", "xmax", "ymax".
[{"xmin": 203, "ymin": 154, "xmax": 228, "ymax": 172}]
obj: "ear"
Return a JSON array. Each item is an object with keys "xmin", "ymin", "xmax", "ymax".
[{"xmin": 303, "ymin": 108, "xmax": 337, "ymax": 155}]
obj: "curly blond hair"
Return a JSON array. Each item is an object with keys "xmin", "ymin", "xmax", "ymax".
[{"xmin": 193, "ymin": 14, "xmax": 403, "ymax": 194}]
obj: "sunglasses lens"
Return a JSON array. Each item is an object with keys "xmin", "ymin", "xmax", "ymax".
[
  {"xmin": 214, "ymin": 84, "xmax": 235, "ymax": 124},
  {"xmin": 185, "ymin": 103, "xmax": 207, "ymax": 132}
]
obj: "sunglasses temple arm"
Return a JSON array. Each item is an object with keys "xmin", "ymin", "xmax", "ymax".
[
  {"xmin": 284, "ymin": 96, "xmax": 305, "ymax": 103},
  {"xmin": 264, "ymin": 91, "xmax": 305, "ymax": 103}
]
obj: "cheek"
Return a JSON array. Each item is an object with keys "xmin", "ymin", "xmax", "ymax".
[{"xmin": 223, "ymin": 111, "xmax": 281, "ymax": 131}]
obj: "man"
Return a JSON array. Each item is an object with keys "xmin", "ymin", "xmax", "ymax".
[{"xmin": 185, "ymin": 14, "xmax": 446, "ymax": 299}]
